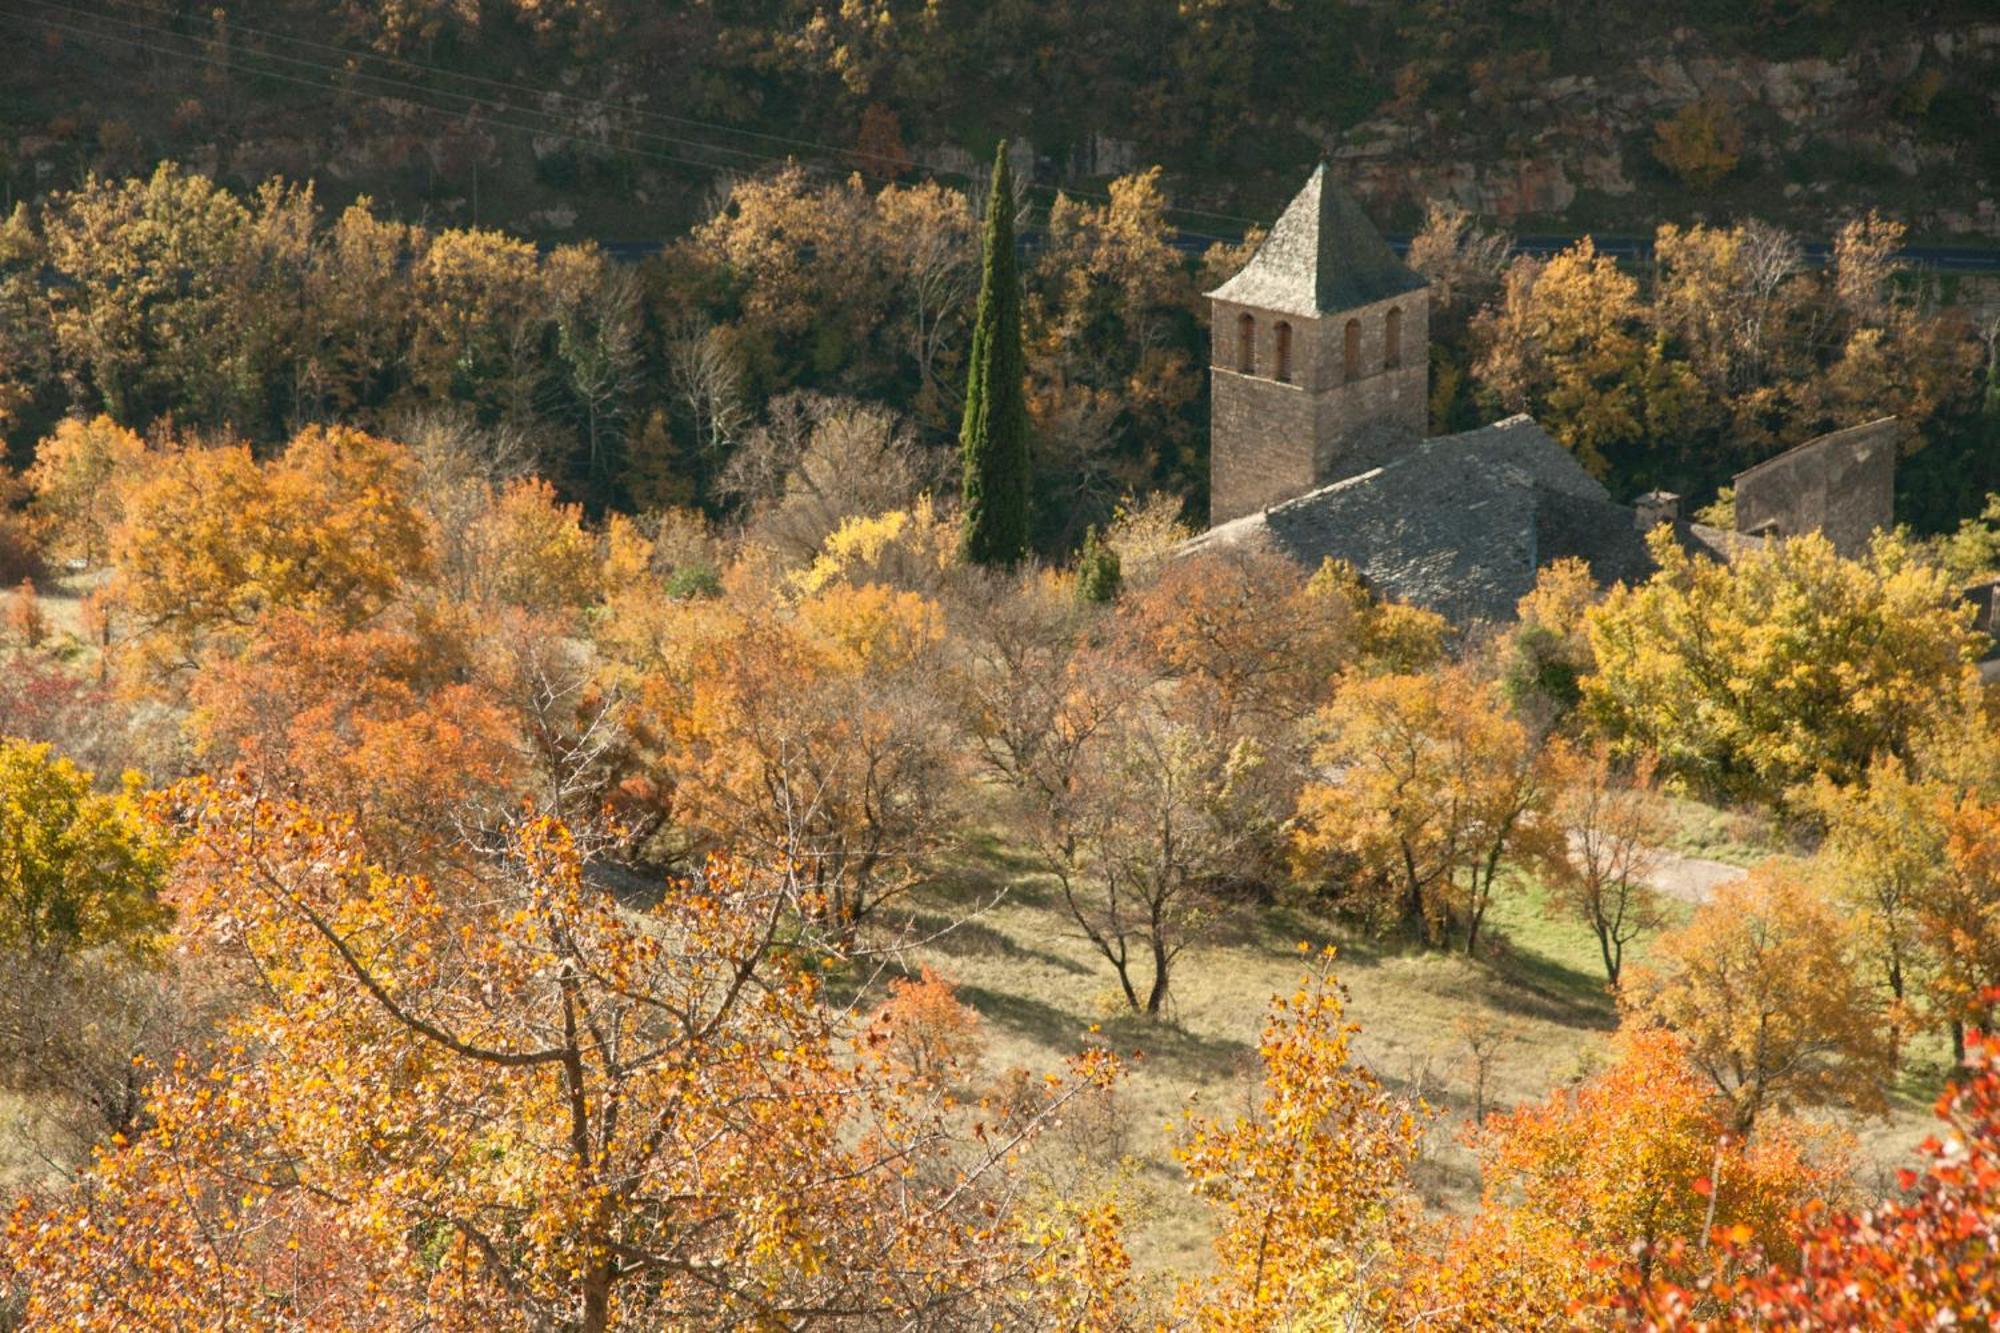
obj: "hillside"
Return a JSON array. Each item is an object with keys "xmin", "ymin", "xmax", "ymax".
[{"xmin": 3, "ymin": 1, "xmax": 1998, "ymax": 246}]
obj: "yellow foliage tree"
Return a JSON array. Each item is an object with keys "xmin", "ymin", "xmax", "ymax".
[
  {"xmin": 463, "ymin": 475, "xmax": 602, "ymax": 612},
  {"xmin": 1584, "ymin": 528, "xmax": 1982, "ymax": 803},
  {"xmin": 1474, "ymin": 240, "xmax": 1696, "ymax": 475},
  {"xmin": 2, "ymin": 784, "xmax": 1119, "ymax": 1328},
  {"xmin": 1652, "ymin": 98, "xmax": 1744, "ymax": 190},
  {"xmin": 1625, "ymin": 861, "xmax": 1893, "ymax": 1133},
  {"xmin": 1175, "ymin": 950, "xmax": 1423, "ymax": 1329},
  {"xmin": 24, "ymin": 414, "xmax": 148, "ymax": 565},
  {"xmin": 660, "ymin": 578, "xmax": 956, "ymax": 947},
  {"xmin": 1295, "ymin": 667, "xmax": 1556, "ymax": 954}
]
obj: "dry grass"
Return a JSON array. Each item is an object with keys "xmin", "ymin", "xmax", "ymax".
[
  {"xmin": 1658, "ymin": 792, "xmax": 1786, "ymax": 867},
  {"xmin": 894, "ymin": 805, "xmax": 1948, "ymax": 1277}
]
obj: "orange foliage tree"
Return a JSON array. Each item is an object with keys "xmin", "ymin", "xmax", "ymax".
[
  {"xmin": 658, "ymin": 578, "xmax": 959, "ymax": 948},
  {"xmin": 0, "ymin": 783, "xmax": 1119, "ymax": 1329},
  {"xmin": 1621, "ymin": 1007, "xmax": 2000, "ymax": 1329},
  {"xmin": 187, "ymin": 606, "xmax": 518, "ymax": 863},
  {"xmin": 1295, "ymin": 667, "xmax": 1556, "ymax": 954},
  {"xmin": 110, "ymin": 426, "xmax": 431, "ymax": 672},
  {"xmin": 1473, "ymin": 1028, "xmax": 1850, "ymax": 1281},
  {"xmin": 1625, "ymin": 862, "xmax": 1893, "ymax": 1133},
  {"xmin": 1929, "ymin": 795, "xmax": 2000, "ymax": 1061}
]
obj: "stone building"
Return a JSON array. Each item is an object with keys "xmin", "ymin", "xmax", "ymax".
[
  {"xmin": 1732, "ymin": 417, "xmax": 1898, "ymax": 558},
  {"xmin": 1194, "ymin": 164, "xmax": 1905, "ymax": 623},
  {"xmin": 1186, "ymin": 415, "xmax": 1654, "ymax": 624},
  {"xmin": 1206, "ymin": 165, "xmax": 1431, "ymax": 525}
]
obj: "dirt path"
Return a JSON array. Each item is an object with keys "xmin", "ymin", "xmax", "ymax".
[
  {"xmin": 1640, "ymin": 849, "xmax": 1747, "ymax": 905},
  {"xmin": 1564, "ymin": 832, "xmax": 1749, "ymax": 907}
]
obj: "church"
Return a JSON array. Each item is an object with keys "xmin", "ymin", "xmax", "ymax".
[{"xmin": 1187, "ymin": 165, "xmax": 1899, "ymax": 624}]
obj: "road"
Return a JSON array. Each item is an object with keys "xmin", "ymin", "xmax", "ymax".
[{"xmin": 600, "ymin": 233, "xmax": 2000, "ymax": 274}]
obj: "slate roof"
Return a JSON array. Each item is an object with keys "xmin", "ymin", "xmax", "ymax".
[
  {"xmin": 1183, "ymin": 416, "xmax": 1654, "ymax": 624},
  {"xmin": 1206, "ymin": 164, "xmax": 1429, "ymax": 318}
]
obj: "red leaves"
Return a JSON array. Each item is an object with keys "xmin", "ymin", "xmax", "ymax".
[{"xmin": 1622, "ymin": 1008, "xmax": 2000, "ymax": 1328}]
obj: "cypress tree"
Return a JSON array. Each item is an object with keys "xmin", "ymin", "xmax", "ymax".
[{"xmin": 958, "ymin": 140, "xmax": 1032, "ymax": 566}]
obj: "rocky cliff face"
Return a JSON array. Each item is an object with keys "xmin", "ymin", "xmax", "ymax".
[{"xmin": 1312, "ymin": 23, "xmax": 2000, "ymax": 236}]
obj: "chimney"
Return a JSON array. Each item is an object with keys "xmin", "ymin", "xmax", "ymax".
[{"xmin": 1634, "ymin": 490, "xmax": 1680, "ymax": 530}]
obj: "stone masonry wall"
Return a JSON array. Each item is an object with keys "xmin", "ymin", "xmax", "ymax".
[
  {"xmin": 1211, "ymin": 369, "xmax": 1321, "ymax": 524},
  {"xmin": 1733, "ymin": 417, "xmax": 1899, "ymax": 558},
  {"xmin": 1209, "ymin": 290, "xmax": 1430, "ymax": 524}
]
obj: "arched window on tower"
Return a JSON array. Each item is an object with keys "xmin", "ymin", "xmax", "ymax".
[
  {"xmin": 1236, "ymin": 312, "xmax": 1256, "ymax": 374},
  {"xmin": 1385, "ymin": 307, "xmax": 1404, "ymax": 370},
  {"xmin": 1342, "ymin": 319, "xmax": 1361, "ymax": 384},
  {"xmin": 1274, "ymin": 321, "xmax": 1293, "ymax": 383}
]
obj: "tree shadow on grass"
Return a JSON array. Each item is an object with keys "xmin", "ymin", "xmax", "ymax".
[
  {"xmin": 1475, "ymin": 929, "xmax": 1619, "ymax": 1031},
  {"xmin": 956, "ymin": 983, "xmax": 1101, "ymax": 1053},
  {"xmin": 897, "ymin": 909, "xmax": 1096, "ymax": 977},
  {"xmin": 956, "ymin": 983, "xmax": 1257, "ymax": 1080},
  {"xmin": 930, "ymin": 825, "xmax": 1061, "ymax": 911}
]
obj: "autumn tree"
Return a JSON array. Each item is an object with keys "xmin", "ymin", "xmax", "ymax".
[
  {"xmin": 460, "ymin": 475, "xmax": 602, "ymax": 613},
  {"xmin": 1407, "ymin": 198, "xmax": 1512, "ymax": 317},
  {"xmin": 1584, "ymin": 528, "xmax": 1983, "ymax": 803},
  {"xmin": 1, "ymin": 785, "xmax": 1119, "ymax": 1328},
  {"xmin": 0, "ymin": 203, "xmax": 43, "ymax": 440},
  {"xmin": 0, "ymin": 738, "xmax": 167, "ymax": 962},
  {"xmin": 1500, "ymin": 555, "xmax": 1601, "ymax": 733},
  {"xmin": 1038, "ymin": 679, "xmax": 1288, "ymax": 1014},
  {"xmin": 38, "ymin": 166, "xmax": 315, "ymax": 433},
  {"xmin": 722, "ymin": 393, "xmax": 947, "ymax": 564},
  {"xmin": 1652, "ymin": 97, "xmax": 1744, "ymax": 189},
  {"xmin": 1621, "ymin": 1017, "xmax": 2000, "ymax": 1329},
  {"xmin": 1538, "ymin": 739, "xmax": 1672, "ymax": 987},
  {"xmin": 1805, "ymin": 757, "xmax": 1949, "ymax": 1029},
  {"xmin": 1474, "ymin": 1027, "xmax": 1849, "ymax": 1288},
  {"xmin": 1625, "ymin": 862, "xmax": 1893, "ymax": 1133},
  {"xmin": 545, "ymin": 243, "xmax": 644, "ymax": 498},
  {"xmin": 1295, "ymin": 667, "xmax": 1556, "ymax": 954},
  {"xmin": 24, "ymin": 414, "xmax": 148, "ymax": 566},
  {"xmin": 950, "ymin": 564, "xmax": 1098, "ymax": 793},
  {"xmin": 109, "ymin": 426, "xmax": 433, "ymax": 672},
  {"xmin": 296, "ymin": 198, "xmax": 424, "ymax": 421},
  {"xmin": 1927, "ymin": 795, "xmax": 2000, "ymax": 1062},
  {"xmin": 1474, "ymin": 239, "xmax": 1695, "ymax": 476},
  {"xmin": 187, "ymin": 606, "xmax": 519, "ymax": 863},
  {"xmin": 1116, "ymin": 548, "xmax": 1354, "ymax": 737},
  {"xmin": 0, "ymin": 739, "xmax": 176, "ymax": 1147},
  {"xmin": 408, "ymin": 224, "xmax": 550, "ymax": 429},
  {"xmin": 868, "ymin": 964, "xmax": 984, "ymax": 1082},
  {"xmin": 660, "ymin": 578, "xmax": 958, "ymax": 948},
  {"xmin": 875, "ymin": 179, "xmax": 978, "ymax": 431},
  {"xmin": 1028, "ymin": 167, "xmax": 1201, "ymax": 533},
  {"xmin": 1175, "ymin": 951, "xmax": 1424, "ymax": 1328}
]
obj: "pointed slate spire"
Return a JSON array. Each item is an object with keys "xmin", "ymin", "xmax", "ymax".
[{"xmin": 1207, "ymin": 164, "xmax": 1426, "ymax": 317}]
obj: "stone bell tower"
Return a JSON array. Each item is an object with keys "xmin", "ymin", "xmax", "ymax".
[{"xmin": 1206, "ymin": 165, "xmax": 1430, "ymax": 525}]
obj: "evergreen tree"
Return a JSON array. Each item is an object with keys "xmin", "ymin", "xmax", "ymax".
[
  {"xmin": 958, "ymin": 141, "xmax": 1031, "ymax": 566},
  {"xmin": 1074, "ymin": 526, "xmax": 1121, "ymax": 603}
]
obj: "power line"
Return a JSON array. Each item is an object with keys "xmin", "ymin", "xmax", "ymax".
[{"xmin": 3, "ymin": 0, "xmax": 1265, "ymax": 234}]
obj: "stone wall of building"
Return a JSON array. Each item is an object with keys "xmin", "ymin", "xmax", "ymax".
[
  {"xmin": 1208, "ymin": 290, "xmax": 1430, "ymax": 524},
  {"xmin": 1733, "ymin": 417, "xmax": 1899, "ymax": 558},
  {"xmin": 1210, "ymin": 368, "xmax": 1322, "ymax": 523}
]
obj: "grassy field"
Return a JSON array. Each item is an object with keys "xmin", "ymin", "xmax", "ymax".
[
  {"xmin": 1658, "ymin": 792, "xmax": 1786, "ymax": 868},
  {"xmin": 895, "ymin": 798, "xmax": 1943, "ymax": 1276}
]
